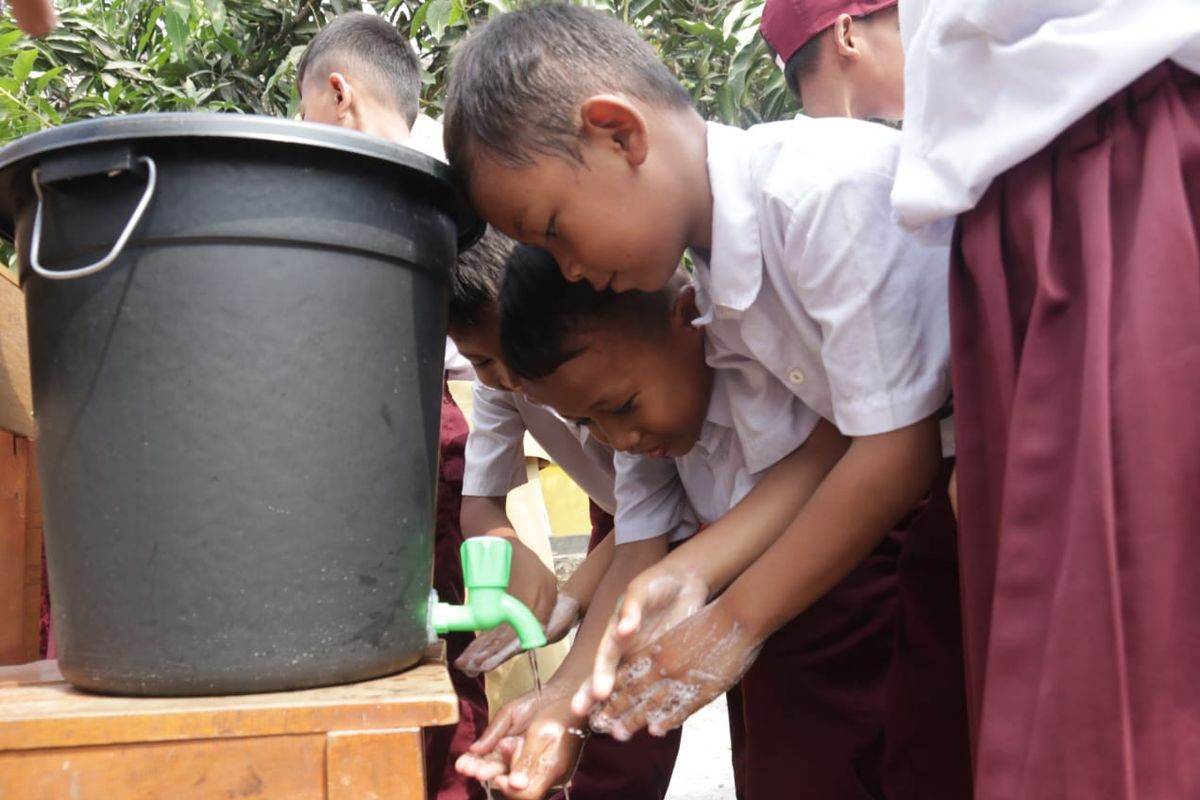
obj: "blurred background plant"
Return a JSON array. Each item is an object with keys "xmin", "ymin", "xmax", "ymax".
[
  {"xmin": 0, "ymin": 0, "xmax": 794, "ymax": 138},
  {"xmin": 1, "ymin": 0, "xmax": 796, "ymax": 264}
]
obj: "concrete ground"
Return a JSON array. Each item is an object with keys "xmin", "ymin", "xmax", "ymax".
[{"xmin": 665, "ymin": 693, "xmax": 737, "ymax": 800}]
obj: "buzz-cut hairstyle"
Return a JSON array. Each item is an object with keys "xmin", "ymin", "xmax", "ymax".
[
  {"xmin": 443, "ymin": 3, "xmax": 694, "ymax": 174},
  {"xmin": 499, "ymin": 244, "xmax": 681, "ymax": 381},
  {"xmin": 448, "ymin": 226, "xmax": 519, "ymax": 332},
  {"xmin": 296, "ymin": 12, "xmax": 422, "ymax": 127}
]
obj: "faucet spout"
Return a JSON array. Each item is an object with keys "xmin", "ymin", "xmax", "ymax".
[
  {"xmin": 428, "ymin": 536, "xmax": 547, "ymax": 651},
  {"xmin": 499, "ymin": 590, "xmax": 548, "ymax": 651}
]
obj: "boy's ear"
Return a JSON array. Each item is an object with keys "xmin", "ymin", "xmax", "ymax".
[
  {"xmin": 579, "ymin": 95, "xmax": 649, "ymax": 167},
  {"xmin": 329, "ymin": 73, "xmax": 354, "ymax": 119},
  {"xmin": 832, "ymin": 14, "xmax": 862, "ymax": 59},
  {"xmin": 672, "ymin": 284, "xmax": 702, "ymax": 327}
]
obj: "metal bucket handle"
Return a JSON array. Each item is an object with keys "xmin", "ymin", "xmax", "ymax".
[{"xmin": 28, "ymin": 154, "xmax": 158, "ymax": 281}]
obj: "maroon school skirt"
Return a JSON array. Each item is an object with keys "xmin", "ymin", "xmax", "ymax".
[{"xmin": 950, "ymin": 63, "xmax": 1200, "ymax": 799}]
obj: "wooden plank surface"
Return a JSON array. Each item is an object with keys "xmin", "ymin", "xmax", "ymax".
[
  {"xmin": 0, "ymin": 433, "xmax": 31, "ymax": 665},
  {"xmin": 0, "ymin": 649, "xmax": 458, "ymax": 751},
  {"xmin": 327, "ymin": 729, "xmax": 425, "ymax": 800},
  {"xmin": 0, "ymin": 269, "xmax": 33, "ymax": 439},
  {"xmin": 21, "ymin": 444, "xmax": 42, "ymax": 663},
  {"xmin": 0, "ymin": 732, "xmax": 327, "ymax": 800}
]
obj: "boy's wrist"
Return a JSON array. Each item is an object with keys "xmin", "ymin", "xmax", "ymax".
[{"xmin": 716, "ymin": 581, "xmax": 773, "ymax": 641}]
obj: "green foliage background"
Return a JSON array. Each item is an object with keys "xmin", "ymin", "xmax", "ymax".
[{"xmin": 0, "ymin": 0, "xmax": 797, "ymax": 263}]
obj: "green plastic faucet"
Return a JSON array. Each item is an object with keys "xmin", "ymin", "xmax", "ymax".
[{"xmin": 430, "ymin": 536, "xmax": 547, "ymax": 650}]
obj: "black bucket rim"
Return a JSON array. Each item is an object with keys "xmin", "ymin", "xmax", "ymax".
[{"xmin": 0, "ymin": 112, "xmax": 483, "ymax": 249}]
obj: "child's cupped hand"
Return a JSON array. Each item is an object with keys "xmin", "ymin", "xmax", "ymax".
[
  {"xmin": 588, "ymin": 597, "xmax": 763, "ymax": 741},
  {"xmin": 456, "ymin": 683, "xmax": 586, "ymax": 799},
  {"xmin": 455, "ymin": 594, "xmax": 582, "ymax": 677},
  {"xmin": 571, "ymin": 562, "xmax": 709, "ymax": 717}
]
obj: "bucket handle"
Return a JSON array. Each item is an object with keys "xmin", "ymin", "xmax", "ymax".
[{"xmin": 28, "ymin": 155, "xmax": 158, "ymax": 281}]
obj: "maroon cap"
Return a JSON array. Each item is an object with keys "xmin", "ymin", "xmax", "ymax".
[{"xmin": 760, "ymin": 0, "xmax": 896, "ymax": 64}]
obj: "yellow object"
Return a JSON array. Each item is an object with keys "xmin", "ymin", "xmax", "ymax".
[{"xmin": 539, "ymin": 463, "xmax": 592, "ymax": 537}]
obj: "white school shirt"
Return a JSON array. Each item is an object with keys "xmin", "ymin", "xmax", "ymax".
[
  {"xmin": 677, "ymin": 365, "xmax": 819, "ymax": 524},
  {"xmin": 462, "ymin": 381, "xmax": 694, "ymax": 544},
  {"xmin": 892, "ymin": 0, "xmax": 1200, "ymax": 232},
  {"xmin": 693, "ymin": 120, "xmax": 953, "ymax": 462},
  {"xmin": 612, "ymin": 363, "xmax": 817, "ymax": 528}
]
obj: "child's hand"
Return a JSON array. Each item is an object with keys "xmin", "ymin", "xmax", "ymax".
[
  {"xmin": 455, "ymin": 735, "xmax": 522, "ymax": 784},
  {"xmin": 455, "ymin": 594, "xmax": 582, "ymax": 677},
  {"xmin": 456, "ymin": 683, "xmax": 586, "ymax": 798},
  {"xmin": 491, "ymin": 692, "xmax": 588, "ymax": 799},
  {"xmin": 461, "ymin": 688, "xmax": 545, "ymax": 769},
  {"xmin": 589, "ymin": 597, "xmax": 763, "ymax": 740},
  {"xmin": 571, "ymin": 563, "xmax": 708, "ymax": 716}
]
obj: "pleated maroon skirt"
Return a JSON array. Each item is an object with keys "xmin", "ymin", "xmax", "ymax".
[{"xmin": 951, "ymin": 63, "xmax": 1200, "ymax": 799}]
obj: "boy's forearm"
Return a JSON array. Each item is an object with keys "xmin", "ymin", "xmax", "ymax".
[
  {"xmin": 460, "ymin": 494, "xmax": 515, "ymax": 537},
  {"xmin": 552, "ymin": 537, "xmax": 668, "ymax": 686},
  {"xmin": 668, "ymin": 419, "xmax": 850, "ymax": 593},
  {"xmin": 460, "ymin": 494, "xmax": 557, "ymax": 620},
  {"xmin": 721, "ymin": 418, "xmax": 942, "ymax": 638},
  {"xmin": 560, "ymin": 532, "xmax": 616, "ymax": 610}
]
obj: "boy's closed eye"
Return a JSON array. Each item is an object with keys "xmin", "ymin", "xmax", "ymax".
[
  {"xmin": 611, "ymin": 394, "xmax": 637, "ymax": 416},
  {"xmin": 544, "ymin": 216, "xmax": 558, "ymax": 244}
]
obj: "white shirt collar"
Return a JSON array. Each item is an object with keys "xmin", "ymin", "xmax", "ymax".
[{"xmin": 692, "ymin": 122, "xmax": 765, "ymax": 324}]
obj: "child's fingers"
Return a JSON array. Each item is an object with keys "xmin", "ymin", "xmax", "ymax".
[
  {"xmin": 615, "ymin": 588, "xmax": 645, "ymax": 638},
  {"xmin": 476, "ymin": 638, "xmax": 521, "ymax": 674},
  {"xmin": 589, "ymin": 613, "xmax": 627, "ymax": 701},
  {"xmin": 607, "ymin": 676, "xmax": 682, "ymax": 742},
  {"xmin": 470, "ymin": 705, "xmax": 517, "ymax": 754},
  {"xmin": 644, "ymin": 678, "xmax": 708, "ymax": 738},
  {"xmin": 455, "ymin": 752, "xmax": 508, "ymax": 782},
  {"xmin": 455, "ymin": 627, "xmax": 521, "ymax": 676},
  {"xmin": 570, "ymin": 677, "xmax": 598, "ymax": 718},
  {"xmin": 506, "ymin": 726, "xmax": 566, "ymax": 798}
]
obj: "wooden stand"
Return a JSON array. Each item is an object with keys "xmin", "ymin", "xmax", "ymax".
[{"xmin": 0, "ymin": 647, "xmax": 458, "ymax": 799}]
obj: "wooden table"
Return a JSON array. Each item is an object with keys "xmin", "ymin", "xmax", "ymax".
[{"xmin": 0, "ymin": 647, "xmax": 459, "ymax": 799}]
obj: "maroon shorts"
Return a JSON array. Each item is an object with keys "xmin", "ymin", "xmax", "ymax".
[
  {"xmin": 882, "ymin": 458, "xmax": 972, "ymax": 799},
  {"xmin": 734, "ymin": 536, "xmax": 900, "ymax": 800}
]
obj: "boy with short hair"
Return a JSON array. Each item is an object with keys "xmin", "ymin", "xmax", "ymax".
[
  {"xmin": 443, "ymin": 5, "xmax": 959, "ymax": 798},
  {"xmin": 448, "ymin": 231, "xmax": 689, "ymax": 800},
  {"xmin": 483, "ymin": 244, "xmax": 881, "ymax": 799},
  {"xmin": 296, "ymin": 11, "xmax": 421, "ymax": 140},
  {"xmin": 295, "ymin": 14, "xmax": 487, "ymax": 800},
  {"xmin": 760, "ymin": 0, "xmax": 904, "ymax": 120}
]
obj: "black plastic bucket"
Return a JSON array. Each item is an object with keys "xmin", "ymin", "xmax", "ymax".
[{"xmin": 0, "ymin": 113, "xmax": 481, "ymax": 695}]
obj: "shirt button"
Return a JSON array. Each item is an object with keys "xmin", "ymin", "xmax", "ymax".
[{"xmin": 788, "ymin": 369, "xmax": 805, "ymax": 385}]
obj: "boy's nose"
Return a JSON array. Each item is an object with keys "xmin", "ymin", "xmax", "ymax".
[
  {"xmin": 611, "ymin": 427, "xmax": 642, "ymax": 453},
  {"xmin": 561, "ymin": 258, "xmax": 588, "ymax": 283},
  {"xmin": 499, "ymin": 365, "xmax": 522, "ymax": 392}
]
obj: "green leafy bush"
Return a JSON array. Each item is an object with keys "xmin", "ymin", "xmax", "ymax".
[{"xmin": 1, "ymin": 0, "xmax": 795, "ymax": 265}]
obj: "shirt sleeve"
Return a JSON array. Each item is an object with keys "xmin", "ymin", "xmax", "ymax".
[
  {"xmin": 780, "ymin": 168, "xmax": 951, "ymax": 436},
  {"xmin": 461, "ymin": 381, "xmax": 530, "ymax": 498},
  {"xmin": 612, "ymin": 453, "xmax": 697, "ymax": 545}
]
